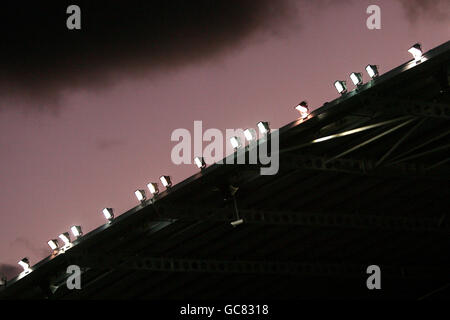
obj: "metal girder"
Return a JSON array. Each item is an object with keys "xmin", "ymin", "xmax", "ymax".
[
  {"xmin": 388, "ymin": 144, "xmax": 450, "ymax": 165},
  {"xmin": 326, "ymin": 118, "xmax": 417, "ymax": 162},
  {"xmin": 279, "ymin": 116, "xmax": 413, "ymax": 154},
  {"xmin": 387, "ymin": 128, "xmax": 450, "ymax": 164},
  {"xmin": 152, "ymin": 205, "xmax": 450, "ymax": 233},
  {"xmin": 364, "ymin": 97, "xmax": 450, "ymax": 119},
  {"xmin": 375, "ymin": 118, "xmax": 426, "ymax": 166},
  {"xmin": 68, "ymin": 254, "xmax": 449, "ymax": 280},
  {"xmin": 399, "ymin": 100, "xmax": 450, "ymax": 120},
  {"xmin": 281, "ymin": 154, "xmax": 450, "ymax": 179}
]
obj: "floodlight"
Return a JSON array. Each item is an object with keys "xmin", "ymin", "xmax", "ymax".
[
  {"xmin": 350, "ymin": 72, "xmax": 363, "ymax": 86},
  {"xmin": 334, "ymin": 80, "xmax": 347, "ymax": 94},
  {"xmin": 295, "ymin": 101, "xmax": 309, "ymax": 119},
  {"xmin": 18, "ymin": 258, "xmax": 30, "ymax": 272},
  {"xmin": 244, "ymin": 128, "xmax": 257, "ymax": 142},
  {"xmin": 70, "ymin": 225, "xmax": 83, "ymax": 238},
  {"xmin": 103, "ymin": 208, "xmax": 114, "ymax": 221},
  {"xmin": 135, "ymin": 189, "xmax": 146, "ymax": 202},
  {"xmin": 194, "ymin": 157, "xmax": 206, "ymax": 169},
  {"xmin": 47, "ymin": 239, "xmax": 59, "ymax": 251},
  {"xmin": 59, "ymin": 232, "xmax": 71, "ymax": 246},
  {"xmin": 257, "ymin": 121, "xmax": 270, "ymax": 135},
  {"xmin": 231, "ymin": 219, "xmax": 244, "ymax": 227},
  {"xmin": 408, "ymin": 43, "xmax": 422, "ymax": 62},
  {"xmin": 230, "ymin": 136, "xmax": 242, "ymax": 149},
  {"xmin": 147, "ymin": 182, "xmax": 159, "ymax": 195},
  {"xmin": 160, "ymin": 176, "xmax": 172, "ymax": 188},
  {"xmin": 365, "ymin": 65, "xmax": 379, "ymax": 78}
]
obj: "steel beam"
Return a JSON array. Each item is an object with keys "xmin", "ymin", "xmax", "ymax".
[
  {"xmin": 280, "ymin": 154, "xmax": 450, "ymax": 179},
  {"xmin": 151, "ymin": 205, "xmax": 450, "ymax": 232},
  {"xmin": 327, "ymin": 118, "xmax": 416, "ymax": 162},
  {"xmin": 69, "ymin": 254, "xmax": 449, "ymax": 280},
  {"xmin": 364, "ymin": 97, "xmax": 450, "ymax": 120}
]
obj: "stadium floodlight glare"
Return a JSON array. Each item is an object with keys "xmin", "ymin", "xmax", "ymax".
[
  {"xmin": 244, "ymin": 128, "xmax": 257, "ymax": 142},
  {"xmin": 59, "ymin": 232, "xmax": 71, "ymax": 246},
  {"xmin": 365, "ymin": 65, "xmax": 379, "ymax": 79},
  {"xmin": 147, "ymin": 182, "xmax": 159, "ymax": 195},
  {"xmin": 408, "ymin": 43, "xmax": 422, "ymax": 62},
  {"xmin": 70, "ymin": 225, "xmax": 83, "ymax": 238},
  {"xmin": 47, "ymin": 239, "xmax": 59, "ymax": 251},
  {"xmin": 103, "ymin": 208, "xmax": 114, "ymax": 221},
  {"xmin": 231, "ymin": 219, "xmax": 244, "ymax": 227},
  {"xmin": 350, "ymin": 72, "xmax": 363, "ymax": 86},
  {"xmin": 160, "ymin": 176, "xmax": 172, "ymax": 188},
  {"xmin": 257, "ymin": 121, "xmax": 270, "ymax": 135},
  {"xmin": 334, "ymin": 80, "xmax": 347, "ymax": 94},
  {"xmin": 194, "ymin": 157, "xmax": 206, "ymax": 169},
  {"xmin": 295, "ymin": 101, "xmax": 309, "ymax": 119},
  {"xmin": 230, "ymin": 136, "xmax": 242, "ymax": 149},
  {"xmin": 135, "ymin": 189, "xmax": 146, "ymax": 202},
  {"xmin": 18, "ymin": 258, "xmax": 30, "ymax": 272}
]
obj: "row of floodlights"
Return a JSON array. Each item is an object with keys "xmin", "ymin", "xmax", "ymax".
[
  {"xmin": 229, "ymin": 121, "xmax": 271, "ymax": 150},
  {"xmin": 15, "ymin": 43, "xmax": 425, "ymax": 276},
  {"xmin": 334, "ymin": 43, "xmax": 423, "ymax": 95},
  {"xmin": 16, "ymin": 172, "xmax": 202, "ymax": 271},
  {"xmin": 334, "ymin": 65, "xmax": 379, "ymax": 95},
  {"xmin": 17, "ymin": 226, "xmax": 83, "ymax": 272},
  {"xmin": 47, "ymin": 225, "xmax": 83, "ymax": 251},
  {"xmin": 102, "ymin": 175, "xmax": 174, "ymax": 223}
]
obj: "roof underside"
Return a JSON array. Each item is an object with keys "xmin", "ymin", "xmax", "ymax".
[{"xmin": 2, "ymin": 41, "xmax": 450, "ymax": 299}]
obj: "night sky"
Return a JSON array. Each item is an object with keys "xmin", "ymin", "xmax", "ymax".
[{"xmin": 0, "ymin": 0, "xmax": 449, "ymax": 279}]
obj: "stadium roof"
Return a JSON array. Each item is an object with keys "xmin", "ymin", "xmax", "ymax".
[{"xmin": 1, "ymin": 41, "xmax": 450, "ymax": 299}]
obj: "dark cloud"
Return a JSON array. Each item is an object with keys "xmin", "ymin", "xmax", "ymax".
[
  {"xmin": 0, "ymin": 263, "xmax": 21, "ymax": 280},
  {"xmin": 0, "ymin": 0, "xmax": 298, "ymax": 111},
  {"xmin": 0, "ymin": 0, "xmax": 447, "ymax": 112},
  {"xmin": 397, "ymin": 0, "xmax": 449, "ymax": 22},
  {"xmin": 10, "ymin": 237, "xmax": 48, "ymax": 259},
  {"xmin": 96, "ymin": 138, "xmax": 126, "ymax": 151}
]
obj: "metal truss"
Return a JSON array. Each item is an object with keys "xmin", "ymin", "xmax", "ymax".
[
  {"xmin": 280, "ymin": 154, "xmax": 450, "ymax": 179},
  {"xmin": 150, "ymin": 205, "xmax": 450, "ymax": 233},
  {"xmin": 363, "ymin": 97, "xmax": 450, "ymax": 120},
  {"xmin": 68, "ymin": 254, "xmax": 449, "ymax": 280},
  {"xmin": 280, "ymin": 116, "xmax": 413, "ymax": 154},
  {"xmin": 375, "ymin": 118, "xmax": 426, "ymax": 166}
]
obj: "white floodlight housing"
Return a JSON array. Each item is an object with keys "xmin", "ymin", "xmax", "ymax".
[
  {"xmin": 47, "ymin": 239, "xmax": 59, "ymax": 251},
  {"xmin": 160, "ymin": 176, "xmax": 172, "ymax": 188},
  {"xmin": 230, "ymin": 136, "xmax": 242, "ymax": 149},
  {"xmin": 295, "ymin": 101, "xmax": 309, "ymax": 119},
  {"xmin": 70, "ymin": 225, "xmax": 83, "ymax": 238},
  {"xmin": 135, "ymin": 189, "xmax": 146, "ymax": 202},
  {"xmin": 365, "ymin": 65, "xmax": 379, "ymax": 78},
  {"xmin": 147, "ymin": 182, "xmax": 159, "ymax": 195},
  {"xmin": 194, "ymin": 157, "xmax": 206, "ymax": 169},
  {"xmin": 334, "ymin": 80, "xmax": 347, "ymax": 94},
  {"xmin": 350, "ymin": 72, "xmax": 363, "ymax": 86},
  {"xmin": 18, "ymin": 258, "xmax": 30, "ymax": 272},
  {"xmin": 408, "ymin": 43, "xmax": 422, "ymax": 62},
  {"xmin": 59, "ymin": 232, "xmax": 71, "ymax": 246},
  {"xmin": 244, "ymin": 128, "xmax": 257, "ymax": 142},
  {"xmin": 231, "ymin": 219, "xmax": 244, "ymax": 227},
  {"xmin": 257, "ymin": 121, "xmax": 270, "ymax": 135},
  {"xmin": 103, "ymin": 208, "xmax": 114, "ymax": 221}
]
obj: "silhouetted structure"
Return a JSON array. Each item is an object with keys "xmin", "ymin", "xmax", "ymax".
[{"xmin": 1, "ymin": 41, "xmax": 449, "ymax": 300}]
